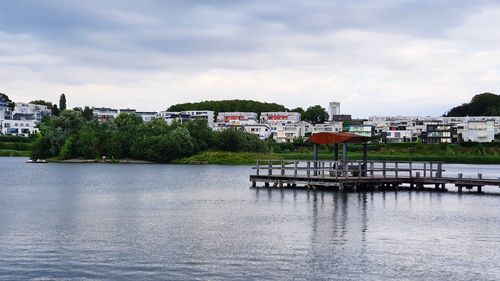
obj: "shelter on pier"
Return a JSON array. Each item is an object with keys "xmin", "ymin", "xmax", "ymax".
[{"xmin": 308, "ymin": 132, "xmax": 371, "ymax": 176}]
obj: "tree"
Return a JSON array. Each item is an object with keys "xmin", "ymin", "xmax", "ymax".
[
  {"xmin": 290, "ymin": 107, "xmax": 305, "ymax": 115},
  {"xmin": 82, "ymin": 106, "xmax": 94, "ymax": 120},
  {"xmin": 445, "ymin": 92, "xmax": 500, "ymax": 116},
  {"xmin": 51, "ymin": 104, "xmax": 60, "ymax": 116},
  {"xmin": 59, "ymin": 93, "xmax": 67, "ymax": 111},
  {"xmin": 302, "ymin": 105, "xmax": 329, "ymax": 124},
  {"xmin": 30, "ymin": 100, "xmax": 53, "ymax": 108},
  {"xmin": 0, "ymin": 93, "xmax": 15, "ymax": 111}
]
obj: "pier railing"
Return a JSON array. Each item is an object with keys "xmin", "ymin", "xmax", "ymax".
[{"xmin": 253, "ymin": 160, "xmax": 444, "ymax": 179}]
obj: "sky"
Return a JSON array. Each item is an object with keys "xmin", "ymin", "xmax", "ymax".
[{"xmin": 1, "ymin": 0, "xmax": 499, "ymax": 117}]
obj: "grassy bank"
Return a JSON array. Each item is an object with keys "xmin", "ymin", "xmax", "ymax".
[
  {"xmin": 0, "ymin": 136, "xmax": 33, "ymax": 157},
  {"xmin": 0, "ymin": 149, "xmax": 31, "ymax": 157},
  {"xmin": 175, "ymin": 151, "xmax": 500, "ymax": 165}
]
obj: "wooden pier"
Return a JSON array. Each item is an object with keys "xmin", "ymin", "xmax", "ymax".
[{"xmin": 250, "ymin": 160, "xmax": 500, "ymax": 193}]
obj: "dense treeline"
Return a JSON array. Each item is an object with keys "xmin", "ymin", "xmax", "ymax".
[
  {"xmin": 445, "ymin": 93, "xmax": 500, "ymax": 116},
  {"xmin": 167, "ymin": 99, "xmax": 289, "ymax": 116},
  {"xmin": 31, "ymin": 111, "xmax": 270, "ymax": 162}
]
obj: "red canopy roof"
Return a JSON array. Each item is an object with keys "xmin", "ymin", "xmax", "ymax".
[{"xmin": 308, "ymin": 132, "xmax": 370, "ymax": 144}]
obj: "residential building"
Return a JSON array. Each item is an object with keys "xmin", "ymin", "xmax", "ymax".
[
  {"xmin": 461, "ymin": 120, "xmax": 495, "ymax": 142},
  {"xmin": 137, "ymin": 111, "xmax": 158, "ymax": 122},
  {"xmin": 383, "ymin": 130, "xmax": 413, "ymax": 143},
  {"xmin": 273, "ymin": 122, "xmax": 312, "ymax": 143},
  {"xmin": 217, "ymin": 112, "xmax": 258, "ymax": 126},
  {"xmin": 181, "ymin": 110, "xmax": 215, "ymax": 126},
  {"xmin": 243, "ymin": 124, "xmax": 272, "ymax": 140},
  {"xmin": 313, "ymin": 122, "xmax": 343, "ymax": 133},
  {"xmin": 421, "ymin": 124, "xmax": 458, "ymax": 144},
  {"xmin": 1, "ymin": 118, "xmax": 40, "ymax": 137},
  {"xmin": 94, "ymin": 107, "xmax": 119, "ymax": 122},
  {"xmin": 157, "ymin": 111, "xmax": 192, "ymax": 124},
  {"xmin": 348, "ymin": 124, "xmax": 374, "ymax": 137},
  {"xmin": 260, "ymin": 112, "xmax": 301, "ymax": 125}
]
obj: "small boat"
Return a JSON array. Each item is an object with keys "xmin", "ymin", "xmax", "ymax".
[{"xmin": 26, "ymin": 159, "xmax": 48, "ymax": 163}]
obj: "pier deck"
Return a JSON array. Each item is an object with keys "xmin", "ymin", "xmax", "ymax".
[{"xmin": 250, "ymin": 160, "xmax": 500, "ymax": 193}]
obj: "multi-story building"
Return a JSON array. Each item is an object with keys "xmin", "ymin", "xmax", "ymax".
[
  {"xmin": 260, "ymin": 112, "xmax": 301, "ymax": 125},
  {"xmin": 157, "ymin": 111, "xmax": 192, "ymax": 124},
  {"xmin": 93, "ymin": 107, "xmax": 119, "ymax": 122},
  {"xmin": 217, "ymin": 112, "xmax": 258, "ymax": 126},
  {"xmin": 243, "ymin": 124, "xmax": 272, "ymax": 140},
  {"xmin": 461, "ymin": 120, "xmax": 495, "ymax": 142},
  {"xmin": 1, "ymin": 116, "xmax": 40, "ymax": 136},
  {"xmin": 181, "ymin": 110, "xmax": 215, "ymax": 126},
  {"xmin": 137, "ymin": 112, "xmax": 158, "ymax": 122},
  {"xmin": 421, "ymin": 124, "xmax": 458, "ymax": 144},
  {"xmin": 383, "ymin": 130, "xmax": 413, "ymax": 143},
  {"xmin": 348, "ymin": 124, "xmax": 374, "ymax": 138},
  {"xmin": 313, "ymin": 122, "xmax": 343, "ymax": 133}
]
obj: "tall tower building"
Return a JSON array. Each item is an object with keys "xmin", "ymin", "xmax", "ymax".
[{"xmin": 328, "ymin": 102, "xmax": 340, "ymax": 121}]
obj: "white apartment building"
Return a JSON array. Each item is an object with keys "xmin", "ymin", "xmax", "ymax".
[
  {"xmin": 94, "ymin": 107, "xmax": 119, "ymax": 122},
  {"xmin": 385, "ymin": 130, "xmax": 413, "ymax": 143},
  {"xmin": 461, "ymin": 120, "xmax": 495, "ymax": 142},
  {"xmin": 13, "ymin": 102, "xmax": 51, "ymax": 121},
  {"xmin": 181, "ymin": 110, "xmax": 215, "ymax": 126},
  {"xmin": 243, "ymin": 124, "xmax": 272, "ymax": 140},
  {"xmin": 260, "ymin": 112, "xmax": 301, "ymax": 125},
  {"xmin": 313, "ymin": 122, "xmax": 343, "ymax": 133},
  {"xmin": 1, "ymin": 119, "xmax": 39, "ymax": 136},
  {"xmin": 217, "ymin": 112, "xmax": 258, "ymax": 126},
  {"xmin": 137, "ymin": 112, "xmax": 158, "ymax": 122},
  {"xmin": 273, "ymin": 121, "xmax": 312, "ymax": 143}
]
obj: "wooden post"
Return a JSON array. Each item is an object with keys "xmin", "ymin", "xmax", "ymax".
[
  {"xmin": 478, "ymin": 173, "xmax": 482, "ymax": 179},
  {"xmin": 383, "ymin": 162, "xmax": 386, "ymax": 178},
  {"xmin": 358, "ymin": 163, "xmax": 362, "ymax": 179},
  {"xmin": 307, "ymin": 161, "xmax": 310, "ymax": 178},
  {"xmin": 409, "ymin": 162, "xmax": 412, "ymax": 178},
  {"xmin": 424, "ymin": 163, "xmax": 427, "ymax": 177},
  {"xmin": 362, "ymin": 142, "xmax": 368, "ymax": 177},
  {"xmin": 370, "ymin": 162, "xmax": 374, "ymax": 179},
  {"xmin": 334, "ymin": 143, "xmax": 339, "ymax": 161},
  {"xmin": 342, "ymin": 143, "xmax": 348, "ymax": 176},
  {"xmin": 322, "ymin": 162, "xmax": 325, "ymax": 178},
  {"xmin": 430, "ymin": 163, "xmax": 433, "ymax": 178},
  {"xmin": 335, "ymin": 161, "xmax": 339, "ymax": 179},
  {"xmin": 268, "ymin": 160, "xmax": 272, "ymax": 176},
  {"xmin": 437, "ymin": 163, "xmax": 442, "ymax": 178},
  {"xmin": 313, "ymin": 143, "xmax": 319, "ymax": 176},
  {"xmin": 395, "ymin": 162, "xmax": 399, "ymax": 178},
  {"xmin": 281, "ymin": 160, "xmax": 285, "ymax": 176},
  {"xmin": 256, "ymin": 161, "xmax": 260, "ymax": 176},
  {"xmin": 294, "ymin": 161, "xmax": 298, "ymax": 177}
]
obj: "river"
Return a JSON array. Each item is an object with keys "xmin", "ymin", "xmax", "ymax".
[{"xmin": 0, "ymin": 157, "xmax": 499, "ymax": 280}]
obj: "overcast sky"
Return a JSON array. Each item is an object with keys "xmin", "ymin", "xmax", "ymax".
[{"xmin": 1, "ymin": 0, "xmax": 499, "ymax": 117}]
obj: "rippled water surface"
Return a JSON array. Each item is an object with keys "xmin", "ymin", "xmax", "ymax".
[{"xmin": 0, "ymin": 157, "xmax": 499, "ymax": 280}]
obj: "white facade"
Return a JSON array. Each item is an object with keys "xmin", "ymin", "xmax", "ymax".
[
  {"xmin": 243, "ymin": 124, "xmax": 272, "ymax": 140},
  {"xmin": 273, "ymin": 122, "xmax": 311, "ymax": 143},
  {"xmin": 313, "ymin": 122, "xmax": 343, "ymax": 133},
  {"xmin": 181, "ymin": 110, "xmax": 215, "ymax": 126},
  {"xmin": 462, "ymin": 120, "xmax": 495, "ymax": 142},
  {"xmin": 328, "ymin": 102, "xmax": 340, "ymax": 121},
  {"xmin": 12, "ymin": 102, "xmax": 51, "ymax": 121},
  {"xmin": 137, "ymin": 112, "xmax": 158, "ymax": 122},
  {"xmin": 385, "ymin": 130, "xmax": 413, "ymax": 143},
  {"xmin": 260, "ymin": 112, "xmax": 301, "ymax": 125},
  {"xmin": 217, "ymin": 112, "xmax": 258, "ymax": 126},
  {"xmin": 94, "ymin": 107, "xmax": 119, "ymax": 122},
  {"xmin": 1, "ymin": 119, "xmax": 39, "ymax": 137}
]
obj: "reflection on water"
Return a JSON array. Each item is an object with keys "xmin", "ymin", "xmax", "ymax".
[{"xmin": 0, "ymin": 158, "xmax": 499, "ymax": 281}]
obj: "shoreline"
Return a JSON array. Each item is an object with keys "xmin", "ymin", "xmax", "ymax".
[{"xmin": 4, "ymin": 151, "xmax": 500, "ymax": 165}]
